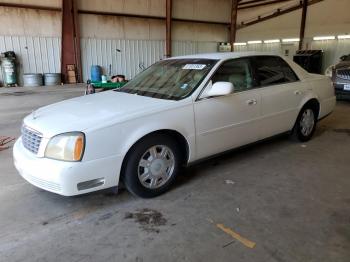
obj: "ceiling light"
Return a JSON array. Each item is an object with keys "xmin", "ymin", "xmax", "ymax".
[
  {"xmin": 234, "ymin": 42, "xmax": 247, "ymax": 46},
  {"xmin": 247, "ymin": 40, "xmax": 262, "ymax": 44},
  {"xmin": 264, "ymin": 39, "xmax": 280, "ymax": 44},
  {"xmin": 313, "ymin": 36, "xmax": 336, "ymax": 41},
  {"xmin": 338, "ymin": 35, "xmax": 350, "ymax": 40},
  {"xmin": 282, "ymin": 38, "xmax": 300, "ymax": 43}
]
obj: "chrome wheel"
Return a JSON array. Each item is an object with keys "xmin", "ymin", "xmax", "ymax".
[
  {"xmin": 300, "ymin": 109, "xmax": 315, "ymax": 136},
  {"xmin": 137, "ymin": 145, "xmax": 175, "ymax": 189}
]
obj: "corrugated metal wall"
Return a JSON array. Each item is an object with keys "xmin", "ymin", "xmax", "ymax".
[
  {"xmin": 172, "ymin": 41, "xmax": 198, "ymax": 56},
  {"xmin": 235, "ymin": 40, "xmax": 350, "ymax": 73},
  {"xmin": 172, "ymin": 41, "xmax": 218, "ymax": 56},
  {"xmin": 80, "ymin": 38, "xmax": 165, "ymax": 82},
  {"xmin": 0, "ymin": 35, "xmax": 61, "ymax": 86},
  {"xmin": 80, "ymin": 39, "xmax": 219, "ymax": 82},
  {"xmin": 0, "ymin": 36, "xmax": 218, "ymax": 85},
  {"xmin": 310, "ymin": 39, "xmax": 350, "ymax": 71},
  {"xmin": 234, "ymin": 43, "xmax": 287, "ymax": 52},
  {"xmin": 3, "ymin": 36, "xmax": 348, "ymax": 85}
]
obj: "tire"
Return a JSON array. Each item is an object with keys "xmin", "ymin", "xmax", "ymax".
[
  {"xmin": 123, "ymin": 134, "xmax": 182, "ymax": 198},
  {"xmin": 291, "ymin": 105, "xmax": 317, "ymax": 142}
]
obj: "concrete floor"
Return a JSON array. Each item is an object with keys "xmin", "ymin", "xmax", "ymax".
[{"xmin": 0, "ymin": 86, "xmax": 350, "ymax": 262}]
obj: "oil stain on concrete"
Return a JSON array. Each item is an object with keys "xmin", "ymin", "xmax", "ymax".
[{"xmin": 124, "ymin": 208, "xmax": 167, "ymax": 233}]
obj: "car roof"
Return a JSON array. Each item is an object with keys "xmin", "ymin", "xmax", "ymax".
[
  {"xmin": 168, "ymin": 51, "xmax": 280, "ymax": 61},
  {"xmin": 167, "ymin": 51, "xmax": 310, "ymax": 80}
]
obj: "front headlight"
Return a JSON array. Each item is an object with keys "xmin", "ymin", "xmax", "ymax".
[{"xmin": 45, "ymin": 132, "xmax": 85, "ymax": 161}]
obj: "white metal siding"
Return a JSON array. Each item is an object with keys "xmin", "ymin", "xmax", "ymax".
[
  {"xmin": 310, "ymin": 39, "xmax": 350, "ymax": 72},
  {"xmin": 235, "ymin": 40, "xmax": 350, "ymax": 73},
  {"xmin": 80, "ymin": 39, "xmax": 219, "ymax": 82},
  {"xmin": 80, "ymin": 38, "xmax": 165, "ymax": 82},
  {"xmin": 172, "ymin": 41, "xmax": 218, "ymax": 56},
  {"xmin": 0, "ymin": 35, "xmax": 61, "ymax": 86}
]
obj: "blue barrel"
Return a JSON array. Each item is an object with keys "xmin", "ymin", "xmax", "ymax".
[{"xmin": 91, "ymin": 65, "xmax": 102, "ymax": 82}]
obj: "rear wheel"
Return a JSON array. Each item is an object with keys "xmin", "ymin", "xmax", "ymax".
[
  {"xmin": 292, "ymin": 105, "xmax": 317, "ymax": 142},
  {"xmin": 123, "ymin": 135, "xmax": 182, "ymax": 198}
]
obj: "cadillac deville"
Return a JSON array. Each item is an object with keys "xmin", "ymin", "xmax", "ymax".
[{"xmin": 13, "ymin": 52, "xmax": 336, "ymax": 198}]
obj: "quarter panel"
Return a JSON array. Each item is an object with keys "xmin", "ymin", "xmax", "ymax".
[{"xmin": 307, "ymin": 76, "xmax": 336, "ymax": 119}]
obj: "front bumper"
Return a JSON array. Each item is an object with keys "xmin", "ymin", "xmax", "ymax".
[
  {"xmin": 13, "ymin": 137, "xmax": 123, "ymax": 196},
  {"xmin": 334, "ymin": 83, "xmax": 350, "ymax": 99}
]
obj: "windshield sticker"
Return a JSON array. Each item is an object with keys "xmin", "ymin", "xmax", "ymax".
[{"xmin": 182, "ymin": 64, "xmax": 206, "ymax": 70}]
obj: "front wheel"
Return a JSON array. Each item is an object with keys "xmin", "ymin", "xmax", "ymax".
[
  {"xmin": 123, "ymin": 135, "xmax": 182, "ymax": 198},
  {"xmin": 292, "ymin": 106, "xmax": 317, "ymax": 142}
]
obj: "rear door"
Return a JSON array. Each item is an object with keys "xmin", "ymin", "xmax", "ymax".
[{"xmin": 252, "ymin": 56, "xmax": 306, "ymax": 139}]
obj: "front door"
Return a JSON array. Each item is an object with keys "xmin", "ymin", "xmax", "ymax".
[{"xmin": 194, "ymin": 58, "xmax": 261, "ymax": 159}]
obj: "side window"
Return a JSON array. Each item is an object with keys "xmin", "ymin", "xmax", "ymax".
[
  {"xmin": 253, "ymin": 56, "xmax": 299, "ymax": 87},
  {"xmin": 212, "ymin": 59, "xmax": 255, "ymax": 93}
]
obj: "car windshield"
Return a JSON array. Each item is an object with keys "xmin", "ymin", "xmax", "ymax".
[
  {"xmin": 115, "ymin": 59, "xmax": 218, "ymax": 100},
  {"xmin": 340, "ymin": 54, "xmax": 350, "ymax": 61}
]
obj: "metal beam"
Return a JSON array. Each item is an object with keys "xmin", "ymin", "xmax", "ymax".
[
  {"xmin": 299, "ymin": 0, "xmax": 308, "ymax": 50},
  {"xmin": 238, "ymin": 0, "xmax": 323, "ymax": 29},
  {"xmin": 61, "ymin": 0, "xmax": 82, "ymax": 83},
  {"xmin": 78, "ymin": 10, "xmax": 164, "ymax": 21},
  {"xmin": 239, "ymin": 0, "xmax": 271, "ymax": 5},
  {"xmin": 0, "ymin": 3, "xmax": 60, "ymax": 11},
  {"xmin": 72, "ymin": 0, "xmax": 82, "ymax": 81},
  {"xmin": 173, "ymin": 18, "xmax": 229, "ymax": 26},
  {"xmin": 78, "ymin": 10, "xmax": 230, "ymax": 26},
  {"xmin": 239, "ymin": 0, "xmax": 282, "ymax": 6},
  {"xmin": 0, "ymin": 3, "xmax": 229, "ymax": 26},
  {"xmin": 238, "ymin": 0, "xmax": 291, "ymax": 10},
  {"xmin": 230, "ymin": 0, "xmax": 239, "ymax": 51},
  {"xmin": 166, "ymin": 0, "xmax": 172, "ymax": 57}
]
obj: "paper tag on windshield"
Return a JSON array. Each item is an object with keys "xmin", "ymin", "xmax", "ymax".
[{"xmin": 182, "ymin": 64, "xmax": 206, "ymax": 70}]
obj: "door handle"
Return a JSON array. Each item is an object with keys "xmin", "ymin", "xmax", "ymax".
[
  {"xmin": 246, "ymin": 99, "xmax": 257, "ymax": 105},
  {"xmin": 294, "ymin": 90, "xmax": 303, "ymax": 95}
]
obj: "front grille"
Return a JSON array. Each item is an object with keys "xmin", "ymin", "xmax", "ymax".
[
  {"xmin": 21, "ymin": 126, "xmax": 43, "ymax": 154},
  {"xmin": 22, "ymin": 173, "xmax": 62, "ymax": 192},
  {"xmin": 336, "ymin": 69, "xmax": 350, "ymax": 80}
]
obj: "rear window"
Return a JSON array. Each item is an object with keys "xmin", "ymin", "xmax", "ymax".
[{"xmin": 253, "ymin": 56, "xmax": 299, "ymax": 87}]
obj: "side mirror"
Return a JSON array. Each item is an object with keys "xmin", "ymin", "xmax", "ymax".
[{"xmin": 205, "ymin": 81, "xmax": 234, "ymax": 98}]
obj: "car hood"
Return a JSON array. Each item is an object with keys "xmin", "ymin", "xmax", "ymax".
[
  {"xmin": 334, "ymin": 61, "xmax": 350, "ymax": 70},
  {"xmin": 23, "ymin": 91, "xmax": 176, "ymax": 137}
]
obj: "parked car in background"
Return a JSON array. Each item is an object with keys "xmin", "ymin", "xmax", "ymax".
[
  {"xmin": 13, "ymin": 52, "xmax": 336, "ymax": 198},
  {"xmin": 325, "ymin": 54, "xmax": 350, "ymax": 99}
]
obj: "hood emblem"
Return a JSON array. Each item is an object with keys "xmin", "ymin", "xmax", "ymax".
[{"xmin": 32, "ymin": 110, "xmax": 38, "ymax": 120}]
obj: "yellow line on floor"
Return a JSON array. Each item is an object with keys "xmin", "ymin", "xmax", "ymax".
[{"xmin": 216, "ymin": 223, "xmax": 256, "ymax": 249}]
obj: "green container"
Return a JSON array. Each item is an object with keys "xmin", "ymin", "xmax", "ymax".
[{"xmin": 91, "ymin": 81, "xmax": 126, "ymax": 90}]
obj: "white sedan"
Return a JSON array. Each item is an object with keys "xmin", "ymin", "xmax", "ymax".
[{"xmin": 13, "ymin": 52, "xmax": 336, "ymax": 198}]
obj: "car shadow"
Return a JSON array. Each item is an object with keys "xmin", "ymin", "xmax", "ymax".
[{"xmin": 172, "ymin": 133, "xmax": 289, "ymax": 190}]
